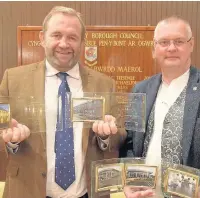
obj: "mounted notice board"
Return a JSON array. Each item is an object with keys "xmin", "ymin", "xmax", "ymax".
[{"xmin": 17, "ymin": 26, "xmax": 159, "ymax": 92}]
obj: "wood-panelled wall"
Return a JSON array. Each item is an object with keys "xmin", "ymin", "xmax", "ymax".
[{"xmin": 0, "ymin": 1, "xmax": 200, "ymax": 82}]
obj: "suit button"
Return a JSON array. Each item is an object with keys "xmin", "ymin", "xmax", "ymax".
[{"xmin": 42, "ymin": 172, "xmax": 46, "ymax": 178}]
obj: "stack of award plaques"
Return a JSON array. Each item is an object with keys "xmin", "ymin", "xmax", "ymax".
[
  {"xmin": 91, "ymin": 158, "xmax": 158, "ymax": 198},
  {"xmin": 91, "ymin": 159, "xmax": 200, "ymax": 198},
  {"xmin": 162, "ymin": 161, "xmax": 200, "ymax": 198}
]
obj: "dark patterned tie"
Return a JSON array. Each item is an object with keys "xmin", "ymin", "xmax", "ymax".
[{"xmin": 55, "ymin": 72, "xmax": 75, "ymax": 190}]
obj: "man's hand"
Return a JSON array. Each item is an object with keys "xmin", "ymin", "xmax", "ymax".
[
  {"xmin": 2, "ymin": 119, "xmax": 30, "ymax": 143},
  {"xmin": 92, "ymin": 115, "xmax": 117, "ymax": 138},
  {"xmin": 124, "ymin": 186, "xmax": 154, "ymax": 198}
]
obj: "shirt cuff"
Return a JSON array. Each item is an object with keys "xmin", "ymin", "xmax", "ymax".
[
  {"xmin": 97, "ymin": 136, "xmax": 110, "ymax": 151},
  {"xmin": 6, "ymin": 142, "xmax": 20, "ymax": 154}
]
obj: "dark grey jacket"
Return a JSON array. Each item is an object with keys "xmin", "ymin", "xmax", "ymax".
[{"xmin": 120, "ymin": 66, "xmax": 200, "ymax": 169}]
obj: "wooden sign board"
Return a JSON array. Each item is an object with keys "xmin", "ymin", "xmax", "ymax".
[{"xmin": 17, "ymin": 26, "xmax": 159, "ymax": 92}]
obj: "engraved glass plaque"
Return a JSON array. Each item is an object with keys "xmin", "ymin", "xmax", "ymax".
[
  {"xmin": 71, "ymin": 92, "xmax": 146, "ymax": 132},
  {"xmin": 24, "ymin": 101, "xmax": 46, "ymax": 133},
  {"xmin": 3, "ymin": 95, "xmax": 46, "ymax": 133},
  {"xmin": 110, "ymin": 93, "xmax": 146, "ymax": 132}
]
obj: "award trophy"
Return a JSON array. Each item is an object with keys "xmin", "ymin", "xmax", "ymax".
[
  {"xmin": 91, "ymin": 158, "xmax": 158, "ymax": 198},
  {"xmin": 162, "ymin": 161, "xmax": 200, "ymax": 198}
]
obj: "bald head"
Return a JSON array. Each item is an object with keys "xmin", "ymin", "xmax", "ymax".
[{"xmin": 154, "ymin": 16, "xmax": 192, "ymax": 40}]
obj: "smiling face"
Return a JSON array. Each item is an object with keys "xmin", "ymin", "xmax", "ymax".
[
  {"xmin": 153, "ymin": 20, "xmax": 194, "ymax": 72},
  {"xmin": 39, "ymin": 13, "xmax": 83, "ymax": 71}
]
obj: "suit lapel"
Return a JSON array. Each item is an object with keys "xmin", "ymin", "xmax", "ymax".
[
  {"xmin": 134, "ymin": 74, "xmax": 161, "ymax": 157},
  {"xmin": 32, "ymin": 61, "xmax": 46, "ymax": 150},
  {"xmin": 183, "ymin": 67, "xmax": 200, "ymax": 164},
  {"xmin": 145, "ymin": 74, "xmax": 162, "ymax": 125}
]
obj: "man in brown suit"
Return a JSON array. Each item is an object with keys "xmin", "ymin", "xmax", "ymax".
[{"xmin": 0, "ymin": 6, "xmax": 126, "ymax": 198}]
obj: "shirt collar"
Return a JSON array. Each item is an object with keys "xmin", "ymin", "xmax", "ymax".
[
  {"xmin": 162, "ymin": 69, "xmax": 190, "ymax": 88},
  {"xmin": 45, "ymin": 60, "xmax": 81, "ymax": 80}
]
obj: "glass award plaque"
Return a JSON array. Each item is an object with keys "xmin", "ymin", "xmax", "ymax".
[
  {"xmin": 91, "ymin": 158, "xmax": 158, "ymax": 198},
  {"xmin": 110, "ymin": 93, "xmax": 146, "ymax": 132},
  {"xmin": 18, "ymin": 96, "xmax": 46, "ymax": 133},
  {"xmin": 162, "ymin": 162, "xmax": 200, "ymax": 198},
  {"xmin": 71, "ymin": 92, "xmax": 146, "ymax": 132},
  {"xmin": 0, "ymin": 95, "xmax": 46, "ymax": 133},
  {"xmin": 25, "ymin": 102, "xmax": 46, "ymax": 133}
]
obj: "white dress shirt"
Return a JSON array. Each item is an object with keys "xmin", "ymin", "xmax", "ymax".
[
  {"xmin": 45, "ymin": 61, "xmax": 87, "ymax": 198},
  {"xmin": 145, "ymin": 70, "xmax": 189, "ymax": 197}
]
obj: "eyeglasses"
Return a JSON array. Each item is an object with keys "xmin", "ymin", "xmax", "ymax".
[{"xmin": 154, "ymin": 37, "xmax": 192, "ymax": 47}]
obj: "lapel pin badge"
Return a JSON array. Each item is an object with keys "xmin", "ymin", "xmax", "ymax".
[{"xmin": 193, "ymin": 87, "xmax": 197, "ymax": 91}]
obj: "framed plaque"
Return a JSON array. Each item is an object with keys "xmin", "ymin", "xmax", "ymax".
[
  {"xmin": 95, "ymin": 163, "xmax": 124, "ymax": 192},
  {"xmin": 165, "ymin": 168, "xmax": 199, "ymax": 198},
  {"xmin": 125, "ymin": 164, "xmax": 158, "ymax": 188},
  {"xmin": 71, "ymin": 97, "xmax": 105, "ymax": 122},
  {"xmin": 70, "ymin": 92, "xmax": 146, "ymax": 131}
]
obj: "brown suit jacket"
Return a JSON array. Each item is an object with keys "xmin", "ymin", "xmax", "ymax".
[{"xmin": 0, "ymin": 61, "xmax": 126, "ymax": 198}]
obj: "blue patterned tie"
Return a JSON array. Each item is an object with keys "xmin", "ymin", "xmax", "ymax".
[{"xmin": 55, "ymin": 72, "xmax": 75, "ymax": 190}]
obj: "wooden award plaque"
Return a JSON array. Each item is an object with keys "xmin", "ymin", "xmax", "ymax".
[{"xmin": 17, "ymin": 26, "xmax": 159, "ymax": 92}]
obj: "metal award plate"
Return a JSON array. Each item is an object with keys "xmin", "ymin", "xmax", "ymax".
[
  {"xmin": 164, "ymin": 168, "xmax": 199, "ymax": 198},
  {"xmin": 0, "ymin": 103, "xmax": 10, "ymax": 129},
  {"xmin": 95, "ymin": 163, "xmax": 124, "ymax": 192},
  {"xmin": 125, "ymin": 164, "xmax": 158, "ymax": 188},
  {"xmin": 71, "ymin": 97, "xmax": 105, "ymax": 122}
]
